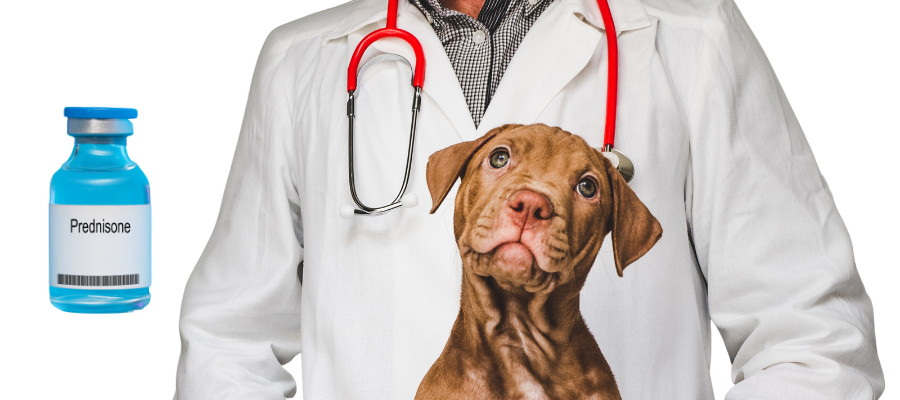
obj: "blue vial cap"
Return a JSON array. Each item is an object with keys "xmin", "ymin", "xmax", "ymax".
[
  {"xmin": 64, "ymin": 107, "xmax": 138, "ymax": 119},
  {"xmin": 65, "ymin": 107, "xmax": 138, "ymax": 136}
]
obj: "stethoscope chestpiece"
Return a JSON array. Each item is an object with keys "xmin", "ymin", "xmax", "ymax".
[{"xmin": 601, "ymin": 145, "xmax": 635, "ymax": 184}]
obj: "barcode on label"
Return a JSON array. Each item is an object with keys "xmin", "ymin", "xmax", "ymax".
[{"xmin": 57, "ymin": 274, "xmax": 140, "ymax": 287}]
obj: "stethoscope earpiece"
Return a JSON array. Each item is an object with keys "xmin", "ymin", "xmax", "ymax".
[
  {"xmin": 339, "ymin": 205, "xmax": 356, "ymax": 219},
  {"xmin": 400, "ymin": 192, "xmax": 419, "ymax": 208}
]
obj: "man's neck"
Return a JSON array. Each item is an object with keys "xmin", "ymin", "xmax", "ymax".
[{"xmin": 441, "ymin": 0, "xmax": 487, "ymax": 18}]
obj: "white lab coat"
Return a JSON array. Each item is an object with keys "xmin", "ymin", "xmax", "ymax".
[{"xmin": 175, "ymin": 0, "xmax": 884, "ymax": 398}]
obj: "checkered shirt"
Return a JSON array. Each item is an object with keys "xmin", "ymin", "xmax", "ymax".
[{"xmin": 408, "ymin": 0, "xmax": 554, "ymax": 127}]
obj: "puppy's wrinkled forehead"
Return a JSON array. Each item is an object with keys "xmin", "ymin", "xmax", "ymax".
[{"xmin": 466, "ymin": 126, "xmax": 603, "ymax": 180}]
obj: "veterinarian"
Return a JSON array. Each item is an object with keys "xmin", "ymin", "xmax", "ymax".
[{"xmin": 175, "ymin": 0, "xmax": 884, "ymax": 399}]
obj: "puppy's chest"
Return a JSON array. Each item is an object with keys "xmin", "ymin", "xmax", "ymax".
[
  {"xmin": 456, "ymin": 351, "xmax": 613, "ymax": 400},
  {"xmin": 458, "ymin": 370, "xmax": 547, "ymax": 400}
]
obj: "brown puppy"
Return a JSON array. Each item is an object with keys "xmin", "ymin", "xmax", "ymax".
[{"xmin": 416, "ymin": 124, "xmax": 662, "ymax": 400}]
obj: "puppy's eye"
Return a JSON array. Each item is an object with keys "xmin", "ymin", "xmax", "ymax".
[
  {"xmin": 489, "ymin": 150, "xmax": 509, "ymax": 168},
  {"xmin": 577, "ymin": 178, "xmax": 597, "ymax": 198}
]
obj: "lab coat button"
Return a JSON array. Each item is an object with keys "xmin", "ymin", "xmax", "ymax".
[{"xmin": 472, "ymin": 30, "xmax": 487, "ymax": 44}]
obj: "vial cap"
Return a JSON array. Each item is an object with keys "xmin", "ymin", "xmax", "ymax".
[{"xmin": 64, "ymin": 107, "xmax": 138, "ymax": 119}]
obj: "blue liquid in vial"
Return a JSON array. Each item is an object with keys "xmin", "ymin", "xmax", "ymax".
[{"xmin": 50, "ymin": 108, "xmax": 150, "ymax": 313}]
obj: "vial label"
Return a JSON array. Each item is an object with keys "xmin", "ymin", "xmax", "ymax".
[{"xmin": 49, "ymin": 204, "xmax": 151, "ymax": 289}]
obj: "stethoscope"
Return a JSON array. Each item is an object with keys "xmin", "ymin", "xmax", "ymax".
[{"xmin": 340, "ymin": 0, "xmax": 633, "ymax": 219}]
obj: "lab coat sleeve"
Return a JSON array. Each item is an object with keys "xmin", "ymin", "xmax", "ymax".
[
  {"xmin": 683, "ymin": 1, "xmax": 885, "ymax": 398},
  {"xmin": 175, "ymin": 29, "xmax": 304, "ymax": 400}
]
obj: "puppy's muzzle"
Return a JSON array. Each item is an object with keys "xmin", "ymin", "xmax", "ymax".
[{"xmin": 467, "ymin": 188, "xmax": 565, "ymax": 284}]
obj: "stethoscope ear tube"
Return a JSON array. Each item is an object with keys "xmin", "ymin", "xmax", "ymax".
[{"xmin": 344, "ymin": 81, "xmax": 423, "ymax": 218}]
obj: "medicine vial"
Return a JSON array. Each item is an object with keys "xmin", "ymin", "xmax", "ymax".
[{"xmin": 49, "ymin": 107, "xmax": 151, "ymax": 313}]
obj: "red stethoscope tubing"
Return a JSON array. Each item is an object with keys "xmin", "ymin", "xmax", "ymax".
[
  {"xmin": 346, "ymin": 0, "xmax": 619, "ymax": 149},
  {"xmin": 596, "ymin": 0, "xmax": 618, "ymax": 150},
  {"xmin": 347, "ymin": 0, "xmax": 426, "ymax": 91}
]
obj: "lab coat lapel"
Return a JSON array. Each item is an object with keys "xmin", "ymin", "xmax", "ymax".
[
  {"xmin": 477, "ymin": 1, "xmax": 603, "ymax": 134},
  {"xmin": 354, "ymin": 2, "xmax": 476, "ymax": 142},
  {"xmin": 402, "ymin": 7, "xmax": 477, "ymax": 141}
]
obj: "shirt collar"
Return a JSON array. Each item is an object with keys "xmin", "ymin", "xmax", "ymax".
[
  {"xmin": 525, "ymin": 0, "xmax": 549, "ymax": 17},
  {"xmin": 407, "ymin": 0, "xmax": 549, "ymax": 34},
  {"xmin": 407, "ymin": 0, "xmax": 468, "ymax": 32},
  {"xmin": 325, "ymin": 0, "xmax": 650, "ymax": 40}
]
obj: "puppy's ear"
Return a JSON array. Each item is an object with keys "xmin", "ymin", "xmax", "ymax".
[
  {"xmin": 600, "ymin": 153, "xmax": 663, "ymax": 277},
  {"xmin": 426, "ymin": 124, "xmax": 521, "ymax": 214}
]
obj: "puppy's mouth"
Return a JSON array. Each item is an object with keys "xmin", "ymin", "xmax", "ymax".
[{"xmin": 463, "ymin": 241, "xmax": 561, "ymax": 293}]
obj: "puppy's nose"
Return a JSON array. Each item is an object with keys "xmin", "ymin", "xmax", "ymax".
[{"xmin": 507, "ymin": 190, "xmax": 554, "ymax": 224}]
